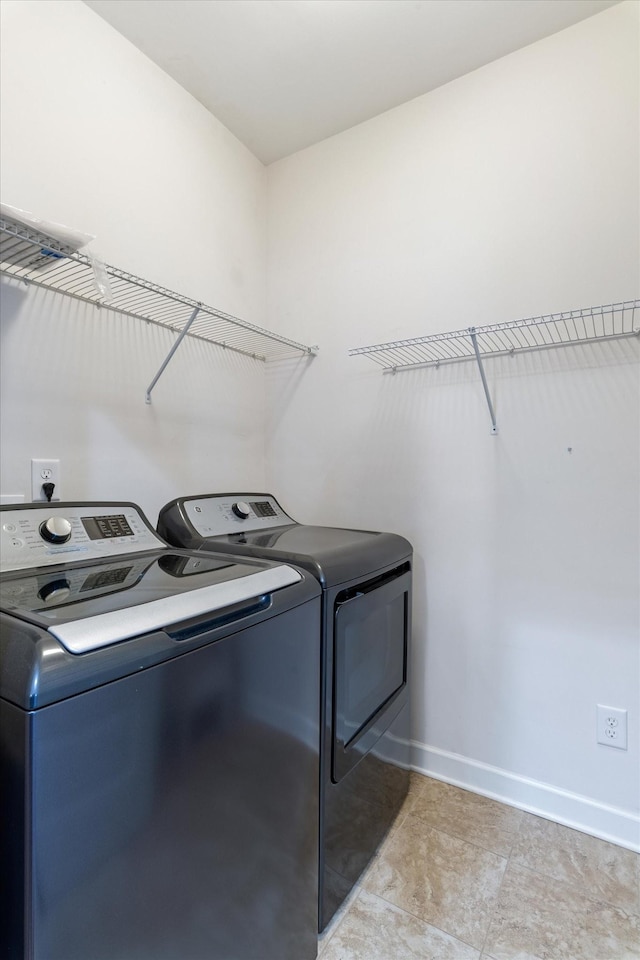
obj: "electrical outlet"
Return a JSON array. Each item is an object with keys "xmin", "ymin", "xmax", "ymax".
[
  {"xmin": 31, "ymin": 459, "xmax": 61, "ymax": 502},
  {"xmin": 597, "ymin": 705, "xmax": 627, "ymax": 750}
]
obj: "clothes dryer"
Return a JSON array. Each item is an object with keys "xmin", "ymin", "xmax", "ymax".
[{"xmin": 158, "ymin": 493, "xmax": 412, "ymax": 930}]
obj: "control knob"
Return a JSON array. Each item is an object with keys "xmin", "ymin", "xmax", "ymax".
[
  {"xmin": 231, "ymin": 501, "xmax": 251, "ymax": 520},
  {"xmin": 38, "ymin": 579, "xmax": 71, "ymax": 604},
  {"xmin": 39, "ymin": 517, "xmax": 72, "ymax": 544}
]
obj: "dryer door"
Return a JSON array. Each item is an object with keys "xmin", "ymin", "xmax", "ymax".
[{"xmin": 332, "ymin": 564, "xmax": 410, "ymax": 782}]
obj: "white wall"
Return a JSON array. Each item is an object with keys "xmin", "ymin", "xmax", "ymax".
[
  {"xmin": 266, "ymin": 2, "xmax": 640, "ymax": 847},
  {"xmin": 0, "ymin": 0, "xmax": 268, "ymax": 520}
]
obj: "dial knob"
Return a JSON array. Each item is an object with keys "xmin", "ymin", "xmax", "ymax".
[
  {"xmin": 38, "ymin": 578, "xmax": 71, "ymax": 604},
  {"xmin": 231, "ymin": 501, "xmax": 251, "ymax": 520},
  {"xmin": 39, "ymin": 517, "xmax": 72, "ymax": 544}
]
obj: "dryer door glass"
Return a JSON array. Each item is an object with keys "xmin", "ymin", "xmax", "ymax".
[{"xmin": 332, "ymin": 565, "xmax": 410, "ymax": 782}]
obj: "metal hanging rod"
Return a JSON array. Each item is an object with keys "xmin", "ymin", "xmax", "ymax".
[
  {"xmin": 0, "ymin": 216, "xmax": 318, "ymax": 401},
  {"xmin": 349, "ymin": 300, "xmax": 640, "ymax": 434}
]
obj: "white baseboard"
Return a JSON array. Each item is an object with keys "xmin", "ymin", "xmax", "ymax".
[{"xmin": 411, "ymin": 740, "xmax": 640, "ymax": 853}]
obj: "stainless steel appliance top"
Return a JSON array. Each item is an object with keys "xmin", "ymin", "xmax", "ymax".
[
  {"xmin": 0, "ymin": 501, "xmax": 304, "ymax": 658},
  {"xmin": 158, "ymin": 493, "xmax": 412, "ymax": 588}
]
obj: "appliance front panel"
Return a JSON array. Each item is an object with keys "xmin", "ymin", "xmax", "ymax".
[
  {"xmin": 7, "ymin": 597, "xmax": 321, "ymax": 960},
  {"xmin": 332, "ymin": 566, "xmax": 410, "ymax": 782}
]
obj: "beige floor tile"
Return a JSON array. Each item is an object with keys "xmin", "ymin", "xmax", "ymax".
[
  {"xmin": 409, "ymin": 770, "xmax": 428, "ymax": 795},
  {"xmin": 511, "ymin": 814, "xmax": 640, "ymax": 914},
  {"xmin": 484, "ymin": 862, "xmax": 640, "ymax": 960},
  {"xmin": 363, "ymin": 813, "xmax": 507, "ymax": 950},
  {"xmin": 320, "ymin": 888, "xmax": 481, "ymax": 960},
  {"xmin": 409, "ymin": 776, "xmax": 524, "ymax": 857}
]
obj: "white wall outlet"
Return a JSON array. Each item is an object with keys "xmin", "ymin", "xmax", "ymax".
[
  {"xmin": 597, "ymin": 705, "xmax": 628, "ymax": 750},
  {"xmin": 31, "ymin": 459, "xmax": 62, "ymax": 502}
]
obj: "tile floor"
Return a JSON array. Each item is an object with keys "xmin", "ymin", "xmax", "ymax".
[{"xmin": 317, "ymin": 773, "xmax": 640, "ymax": 960}]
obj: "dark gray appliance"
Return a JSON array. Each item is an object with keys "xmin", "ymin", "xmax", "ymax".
[
  {"xmin": 0, "ymin": 501, "xmax": 321, "ymax": 960},
  {"xmin": 157, "ymin": 493, "xmax": 412, "ymax": 931}
]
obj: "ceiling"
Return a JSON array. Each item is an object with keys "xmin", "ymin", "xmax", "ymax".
[{"xmin": 84, "ymin": 0, "xmax": 620, "ymax": 165}]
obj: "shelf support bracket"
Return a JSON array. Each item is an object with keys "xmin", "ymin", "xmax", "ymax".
[
  {"xmin": 145, "ymin": 305, "xmax": 201, "ymax": 403},
  {"xmin": 468, "ymin": 327, "xmax": 498, "ymax": 435}
]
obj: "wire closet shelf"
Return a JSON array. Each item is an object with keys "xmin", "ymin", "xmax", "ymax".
[
  {"xmin": 0, "ymin": 215, "xmax": 317, "ymax": 400},
  {"xmin": 348, "ymin": 301, "xmax": 640, "ymax": 372},
  {"xmin": 349, "ymin": 300, "xmax": 639, "ymax": 436}
]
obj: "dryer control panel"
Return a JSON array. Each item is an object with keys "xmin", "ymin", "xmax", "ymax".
[
  {"xmin": 0, "ymin": 502, "xmax": 165, "ymax": 571},
  {"xmin": 183, "ymin": 494, "xmax": 294, "ymax": 538}
]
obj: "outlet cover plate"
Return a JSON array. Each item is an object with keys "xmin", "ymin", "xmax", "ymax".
[
  {"xmin": 597, "ymin": 705, "xmax": 628, "ymax": 750},
  {"xmin": 31, "ymin": 459, "xmax": 61, "ymax": 502}
]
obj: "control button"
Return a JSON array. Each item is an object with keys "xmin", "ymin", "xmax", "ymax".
[
  {"xmin": 39, "ymin": 517, "xmax": 72, "ymax": 544},
  {"xmin": 38, "ymin": 579, "xmax": 71, "ymax": 604},
  {"xmin": 10, "ymin": 537, "xmax": 24, "ymax": 548},
  {"xmin": 232, "ymin": 501, "xmax": 251, "ymax": 520},
  {"xmin": 3, "ymin": 522, "xmax": 17, "ymax": 533}
]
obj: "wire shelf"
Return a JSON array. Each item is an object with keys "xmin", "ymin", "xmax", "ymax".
[
  {"xmin": 0, "ymin": 216, "xmax": 317, "ymax": 364},
  {"xmin": 349, "ymin": 301, "xmax": 640, "ymax": 371}
]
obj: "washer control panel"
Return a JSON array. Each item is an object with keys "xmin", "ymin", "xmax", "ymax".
[
  {"xmin": 184, "ymin": 494, "xmax": 294, "ymax": 538},
  {"xmin": 1, "ymin": 503, "xmax": 165, "ymax": 571}
]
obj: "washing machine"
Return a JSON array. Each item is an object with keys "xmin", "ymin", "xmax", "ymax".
[
  {"xmin": 0, "ymin": 501, "xmax": 321, "ymax": 960},
  {"xmin": 158, "ymin": 492, "xmax": 412, "ymax": 930}
]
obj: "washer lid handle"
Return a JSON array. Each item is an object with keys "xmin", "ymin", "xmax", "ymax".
[{"xmin": 48, "ymin": 565, "xmax": 302, "ymax": 653}]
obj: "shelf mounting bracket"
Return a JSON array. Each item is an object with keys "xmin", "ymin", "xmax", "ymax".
[
  {"xmin": 145, "ymin": 305, "xmax": 201, "ymax": 403},
  {"xmin": 468, "ymin": 327, "xmax": 498, "ymax": 435}
]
